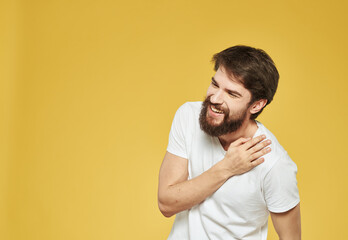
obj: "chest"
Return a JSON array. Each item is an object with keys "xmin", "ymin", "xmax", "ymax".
[{"xmin": 187, "ymin": 133, "xmax": 266, "ymax": 211}]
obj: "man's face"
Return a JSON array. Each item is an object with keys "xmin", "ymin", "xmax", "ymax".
[{"xmin": 199, "ymin": 67, "xmax": 253, "ymax": 137}]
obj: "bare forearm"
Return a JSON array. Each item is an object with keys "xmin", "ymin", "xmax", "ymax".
[
  {"xmin": 158, "ymin": 136, "xmax": 269, "ymax": 217},
  {"xmin": 158, "ymin": 160, "xmax": 230, "ymax": 217}
]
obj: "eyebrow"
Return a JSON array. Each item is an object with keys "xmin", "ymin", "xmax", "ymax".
[{"xmin": 211, "ymin": 77, "xmax": 243, "ymax": 98}]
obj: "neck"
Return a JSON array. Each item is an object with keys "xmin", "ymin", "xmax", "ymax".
[{"xmin": 218, "ymin": 119, "xmax": 258, "ymax": 151}]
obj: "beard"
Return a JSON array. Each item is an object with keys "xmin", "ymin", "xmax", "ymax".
[{"xmin": 199, "ymin": 97, "xmax": 248, "ymax": 137}]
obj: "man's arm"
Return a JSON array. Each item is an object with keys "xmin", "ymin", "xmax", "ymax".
[
  {"xmin": 158, "ymin": 135, "xmax": 271, "ymax": 217},
  {"xmin": 270, "ymin": 203, "xmax": 301, "ymax": 240}
]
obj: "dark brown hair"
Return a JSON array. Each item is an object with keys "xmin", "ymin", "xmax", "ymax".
[{"xmin": 212, "ymin": 45, "xmax": 279, "ymax": 120}]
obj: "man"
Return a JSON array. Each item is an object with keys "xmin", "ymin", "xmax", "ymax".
[{"xmin": 158, "ymin": 45, "xmax": 301, "ymax": 240}]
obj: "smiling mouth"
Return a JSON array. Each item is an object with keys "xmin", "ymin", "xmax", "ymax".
[{"xmin": 210, "ymin": 105, "xmax": 224, "ymax": 114}]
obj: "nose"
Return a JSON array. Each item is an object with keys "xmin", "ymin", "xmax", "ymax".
[{"xmin": 210, "ymin": 90, "xmax": 224, "ymax": 104}]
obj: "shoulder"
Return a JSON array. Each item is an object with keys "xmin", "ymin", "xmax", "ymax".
[
  {"xmin": 170, "ymin": 101, "xmax": 202, "ymax": 129},
  {"xmin": 167, "ymin": 102, "xmax": 203, "ymax": 157},
  {"xmin": 173, "ymin": 101, "xmax": 202, "ymax": 122},
  {"xmin": 255, "ymin": 121, "xmax": 297, "ymax": 177},
  {"xmin": 177, "ymin": 101, "xmax": 202, "ymax": 114}
]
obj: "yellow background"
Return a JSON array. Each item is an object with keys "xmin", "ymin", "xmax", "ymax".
[{"xmin": 1, "ymin": 0, "xmax": 347, "ymax": 239}]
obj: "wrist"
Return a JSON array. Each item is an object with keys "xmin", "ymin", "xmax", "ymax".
[{"xmin": 214, "ymin": 158, "xmax": 234, "ymax": 180}]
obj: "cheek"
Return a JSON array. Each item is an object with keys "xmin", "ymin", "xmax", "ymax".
[
  {"xmin": 206, "ymin": 86, "xmax": 215, "ymax": 97},
  {"xmin": 228, "ymin": 103, "xmax": 249, "ymax": 117}
]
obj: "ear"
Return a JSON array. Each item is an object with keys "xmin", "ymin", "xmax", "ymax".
[{"xmin": 249, "ymin": 99, "xmax": 267, "ymax": 114}]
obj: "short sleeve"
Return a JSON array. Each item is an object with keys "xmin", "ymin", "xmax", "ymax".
[
  {"xmin": 263, "ymin": 154, "xmax": 300, "ymax": 213},
  {"xmin": 166, "ymin": 104, "xmax": 188, "ymax": 159}
]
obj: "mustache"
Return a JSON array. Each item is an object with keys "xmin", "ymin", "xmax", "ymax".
[
  {"xmin": 210, "ymin": 103, "xmax": 224, "ymax": 111},
  {"xmin": 205, "ymin": 97, "xmax": 227, "ymax": 113}
]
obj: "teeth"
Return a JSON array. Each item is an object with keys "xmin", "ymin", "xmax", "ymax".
[{"xmin": 211, "ymin": 105, "xmax": 224, "ymax": 114}]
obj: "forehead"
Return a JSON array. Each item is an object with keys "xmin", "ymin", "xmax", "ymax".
[{"xmin": 213, "ymin": 67, "xmax": 251, "ymax": 98}]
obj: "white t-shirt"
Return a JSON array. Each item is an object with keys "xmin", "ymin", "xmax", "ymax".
[{"xmin": 166, "ymin": 102, "xmax": 300, "ymax": 240}]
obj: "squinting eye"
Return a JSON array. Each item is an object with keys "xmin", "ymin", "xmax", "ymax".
[{"xmin": 211, "ymin": 82, "xmax": 218, "ymax": 87}]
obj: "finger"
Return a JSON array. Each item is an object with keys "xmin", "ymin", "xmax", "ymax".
[
  {"xmin": 249, "ymin": 147, "xmax": 271, "ymax": 161},
  {"xmin": 250, "ymin": 157, "xmax": 265, "ymax": 168},
  {"xmin": 230, "ymin": 137, "xmax": 251, "ymax": 148},
  {"xmin": 247, "ymin": 139, "xmax": 272, "ymax": 154},
  {"xmin": 242, "ymin": 135, "xmax": 266, "ymax": 150},
  {"xmin": 240, "ymin": 137, "xmax": 251, "ymax": 144}
]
